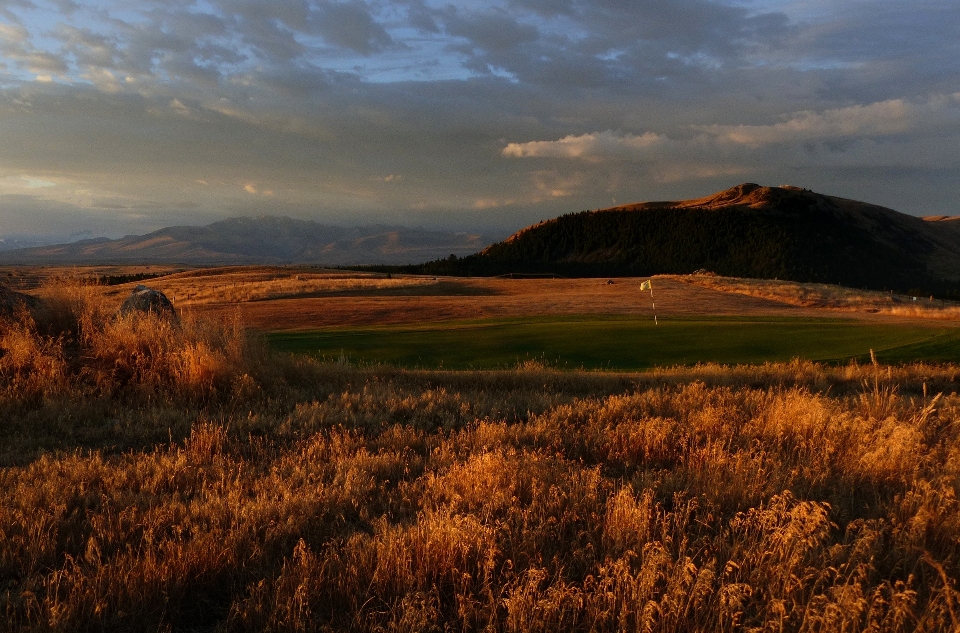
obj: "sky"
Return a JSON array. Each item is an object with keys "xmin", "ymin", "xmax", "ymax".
[{"xmin": 0, "ymin": 0, "xmax": 959, "ymax": 239}]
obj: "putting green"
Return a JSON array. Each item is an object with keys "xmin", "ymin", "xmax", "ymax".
[{"xmin": 266, "ymin": 315, "xmax": 960, "ymax": 370}]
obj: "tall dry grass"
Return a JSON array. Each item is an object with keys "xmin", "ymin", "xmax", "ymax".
[
  {"xmin": 2, "ymin": 287, "xmax": 960, "ymax": 631},
  {"xmin": 0, "ymin": 279, "xmax": 273, "ymax": 465},
  {"xmin": 1, "ymin": 279, "xmax": 257, "ymax": 399}
]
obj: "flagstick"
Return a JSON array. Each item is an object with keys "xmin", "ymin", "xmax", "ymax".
[
  {"xmin": 651, "ymin": 284, "xmax": 657, "ymax": 325},
  {"xmin": 641, "ymin": 280, "xmax": 658, "ymax": 325}
]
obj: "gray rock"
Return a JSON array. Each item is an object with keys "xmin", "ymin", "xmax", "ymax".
[{"xmin": 119, "ymin": 285, "xmax": 177, "ymax": 319}]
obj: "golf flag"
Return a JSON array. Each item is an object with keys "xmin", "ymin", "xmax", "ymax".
[{"xmin": 640, "ymin": 279, "xmax": 656, "ymax": 324}]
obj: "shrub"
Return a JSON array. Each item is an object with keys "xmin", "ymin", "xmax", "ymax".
[{"xmin": 0, "ymin": 280, "xmax": 254, "ymax": 400}]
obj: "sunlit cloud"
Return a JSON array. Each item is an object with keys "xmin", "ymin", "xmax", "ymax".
[
  {"xmin": 503, "ymin": 131, "xmax": 665, "ymax": 160},
  {"xmin": 0, "ymin": 174, "xmax": 59, "ymax": 194},
  {"xmin": 701, "ymin": 99, "xmax": 913, "ymax": 145}
]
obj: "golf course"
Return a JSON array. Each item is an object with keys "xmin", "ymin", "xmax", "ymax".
[
  {"xmin": 32, "ymin": 267, "xmax": 957, "ymax": 369},
  {"xmin": 267, "ymin": 314, "xmax": 960, "ymax": 369}
]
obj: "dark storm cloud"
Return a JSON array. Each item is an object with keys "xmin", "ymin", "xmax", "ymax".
[
  {"xmin": 429, "ymin": 0, "xmax": 792, "ymax": 91},
  {"xmin": 0, "ymin": 0, "xmax": 957, "ymax": 238},
  {"xmin": 443, "ymin": 8, "xmax": 539, "ymax": 54},
  {"xmin": 314, "ymin": 1, "xmax": 394, "ymax": 54}
]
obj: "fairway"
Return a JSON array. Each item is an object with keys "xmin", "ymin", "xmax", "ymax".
[{"xmin": 267, "ymin": 315, "xmax": 960, "ymax": 370}]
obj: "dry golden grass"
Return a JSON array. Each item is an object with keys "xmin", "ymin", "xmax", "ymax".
[
  {"xmin": 3, "ymin": 275, "xmax": 960, "ymax": 631},
  {"xmin": 159, "ymin": 270, "xmax": 822, "ymax": 330},
  {"xmin": 0, "ymin": 264, "xmax": 182, "ymax": 291},
  {"xmin": 2, "ymin": 279, "xmax": 256, "ymax": 401},
  {"xmin": 134, "ymin": 268, "xmax": 442, "ymax": 306},
  {"xmin": 13, "ymin": 265, "xmax": 948, "ymax": 333},
  {"xmin": 677, "ymin": 274, "xmax": 960, "ymax": 320}
]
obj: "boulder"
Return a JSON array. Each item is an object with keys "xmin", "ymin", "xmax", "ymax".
[{"xmin": 119, "ymin": 285, "xmax": 177, "ymax": 320}]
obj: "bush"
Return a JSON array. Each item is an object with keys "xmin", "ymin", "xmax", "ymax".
[{"xmin": 0, "ymin": 281, "xmax": 255, "ymax": 401}]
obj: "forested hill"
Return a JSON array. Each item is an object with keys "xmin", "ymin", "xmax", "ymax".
[{"xmin": 397, "ymin": 184, "xmax": 960, "ymax": 295}]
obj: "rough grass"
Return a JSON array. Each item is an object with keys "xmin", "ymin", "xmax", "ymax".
[
  {"xmin": 118, "ymin": 268, "xmax": 440, "ymax": 306},
  {"xmin": 2, "ymin": 283, "xmax": 960, "ymax": 632},
  {"xmin": 678, "ymin": 274, "xmax": 960, "ymax": 319}
]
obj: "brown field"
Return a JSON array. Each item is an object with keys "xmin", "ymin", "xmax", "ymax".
[
  {"xmin": 10, "ymin": 265, "xmax": 959, "ymax": 331},
  {"xmin": 2, "ymin": 269, "xmax": 960, "ymax": 631},
  {"xmin": 680, "ymin": 274, "xmax": 960, "ymax": 320},
  {"xmin": 0, "ymin": 264, "xmax": 184, "ymax": 291},
  {"xmin": 10, "ymin": 265, "xmax": 949, "ymax": 331}
]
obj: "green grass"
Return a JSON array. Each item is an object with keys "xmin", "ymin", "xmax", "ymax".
[
  {"xmin": 868, "ymin": 326, "xmax": 960, "ymax": 363},
  {"xmin": 266, "ymin": 315, "xmax": 960, "ymax": 370}
]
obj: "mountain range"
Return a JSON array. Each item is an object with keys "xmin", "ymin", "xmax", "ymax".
[
  {"xmin": 6, "ymin": 184, "xmax": 960, "ymax": 296},
  {"xmin": 398, "ymin": 183, "xmax": 960, "ymax": 295},
  {"xmin": 0, "ymin": 217, "xmax": 493, "ymax": 266}
]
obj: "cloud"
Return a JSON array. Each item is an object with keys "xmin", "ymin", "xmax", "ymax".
[
  {"xmin": 505, "ymin": 94, "xmax": 960, "ymax": 160},
  {"xmin": 315, "ymin": 1, "xmax": 395, "ymax": 55},
  {"xmin": 444, "ymin": 9, "xmax": 539, "ymax": 53},
  {"xmin": 1, "ymin": 0, "xmax": 960, "ymax": 237},
  {"xmin": 503, "ymin": 131, "xmax": 665, "ymax": 160},
  {"xmin": 702, "ymin": 93, "xmax": 960, "ymax": 146},
  {"xmin": 497, "ymin": 90, "xmax": 960, "ymax": 214},
  {"xmin": 0, "ymin": 22, "xmax": 69, "ymax": 76},
  {"xmin": 701, "ymin": 99, "xmax": 912, "ymax": 145}
]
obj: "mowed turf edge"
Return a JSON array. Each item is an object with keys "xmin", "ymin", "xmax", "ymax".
[{"xmin": 265, "ymin": 315, "xmax": 960, "ymax": 370}]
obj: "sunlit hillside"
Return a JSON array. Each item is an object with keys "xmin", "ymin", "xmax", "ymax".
[{"xmin": 403, "ymin": 184, "xmax": 960, "ymax": 298}]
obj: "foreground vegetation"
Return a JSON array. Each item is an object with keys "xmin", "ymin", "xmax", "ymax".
[{"xmin": 3, "ymin": 285, "xmax": 960, "ymax": 631}]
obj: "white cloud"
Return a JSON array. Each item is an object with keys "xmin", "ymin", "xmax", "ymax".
[
  {"xmin": 701, "ymin": 99, "xmax": 912, "ymax": 145},
  {"xmin": 0, "ymin": 174, "xmax": 59, "ymax": 194},
  {"xmin": 504, "ymin": 94, "xmax": 960, "ymax": 163},
  {"xmin": 503, "ymin": 130, "xmax": 665, "ymax": 160}
]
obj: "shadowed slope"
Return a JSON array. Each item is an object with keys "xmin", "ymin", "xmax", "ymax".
[{"xmin": 410, "ymin": 184, "xmax": 960, "ymax": 294}]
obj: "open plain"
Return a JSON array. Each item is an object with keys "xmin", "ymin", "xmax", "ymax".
[
  {"xmin": 73, "ymin": 266, "xmax": 960, "ymax": 369},
  {"xmin": 3, "ymin": 267, "xmax": 960, "ymax": 632},
  {"xmin": 126, "ymin": 269, "xmax": 914, "ymax": 327},
  {"xmin": 6, "ymin": 265, "xmax": 960, "ymax": 370}
]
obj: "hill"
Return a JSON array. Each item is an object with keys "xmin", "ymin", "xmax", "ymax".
[
  {"xmin": 0, "ymin": 216, "xmax": 491, "ymax": 266},
  {"xmin": 402, "ymin": 183, "xmax": 960, "ymax": 295}
]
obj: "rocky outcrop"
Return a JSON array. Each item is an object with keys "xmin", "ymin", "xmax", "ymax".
[{"xmin": 119, "ymin": 285, "xmax": 177, "ymax": 319}]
